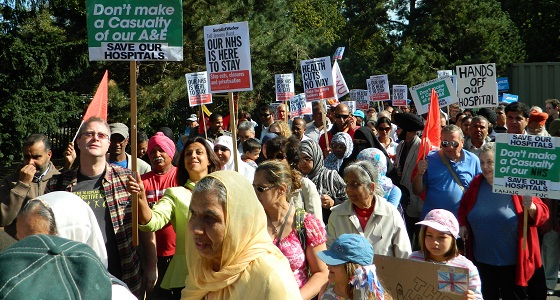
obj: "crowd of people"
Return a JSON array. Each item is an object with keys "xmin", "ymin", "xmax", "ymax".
[{"xmin": 0, "ymin": 98, "xmax": 559, "ymax": 299}]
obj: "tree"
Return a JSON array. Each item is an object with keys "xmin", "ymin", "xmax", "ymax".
[
  {"xmin": 388, "ymin": 0, "xmax": 526, "ymax": 86},
  {"xmin": 500, "ymin": 0, "xmax": 560, "ymax": 62}
]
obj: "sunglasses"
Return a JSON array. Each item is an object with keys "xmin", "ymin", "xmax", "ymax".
[
  {"xmin": 441, "ymin": 141, "xmax": 460, "ymax": 148},
  {"xmin": 378, "ymin": 127, "xmax": 391, "ymax": 132},
  {"xmin": 261, "ymin": 113, "xmax": 272, "ymax": 117},
  {"xmin": 214, "ymin": 146, "xmax": 229, "ymax": 152},
  {"xmin": 334, "ymin": 114, "xmax": 349, "ymax": 119},
  {"xmin": 252, "ymin": 184, "xmax": 276, "ymax": 192}
]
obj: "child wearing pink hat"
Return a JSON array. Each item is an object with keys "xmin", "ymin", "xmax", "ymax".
[{"xmin": 409, "ymin": 209, "xmax": 482, "ymax": 299}]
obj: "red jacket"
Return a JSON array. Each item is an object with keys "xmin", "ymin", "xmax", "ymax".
[{"xmin": 458, "ymin": 174, "xmax": 549, "ymax": 286}]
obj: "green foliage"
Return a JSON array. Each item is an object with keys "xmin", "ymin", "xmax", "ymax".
[{"xmin": 388, "ymin": 0, "xmax": 526, "ymax": 86}]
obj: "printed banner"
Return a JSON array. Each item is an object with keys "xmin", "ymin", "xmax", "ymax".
[
  {"xmin": 289, "ymin": 94, "xmax": 311, "ymax": 118},
  {"xmin": 409, "ymin": 76, "xmax": 459, "ymax": 115},
  {"xmin": 204, "ymin": 21, "xmax": 253, "ymax": 93},
  {"xmin": 456, "ymin": 63, "xmax": 498, "ymax": 109},
  {"xmin": 350, "ymin": 89, "xmax": 369, "ymax": 110},
  {"xmin": 437, "ymin": 70, "xmax": 453, "ymax": 78},
  {"xmin": 332, "ymin": 61, "xmax": 349, "ymax": 99},
  {"xmin": 300, "ymin": 56, "xmax": 334, "ymax": 102},
  {"xmin": 333, "ymin": 47, "xmax": 345, "ymax": 60},
  {"xmin": 185, "ymin": 71, "xmax": 212, "ymax": 107},
  {"xmin": 367, "ymin": 75, "xmax": 390, "ymax": 101},
  {"xmin": 392, "ymin": 85, "xmax": 407, "ymax": 107},
  {"xmin": 275, "ymin": 74, "xmax": 295, "ymax": 102},
  {"xmin": 86, "ymin": 0, "xmax": 183, "ymax": 61},
  {"xmin": 493, "ymin": 134, "xmax": 560, "ymax": 198},
  {"xmin": 341, "ymin": 101, "xmax": 356, "ymax": 113}
]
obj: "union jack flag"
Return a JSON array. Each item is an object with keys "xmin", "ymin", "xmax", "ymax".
[{"xmin": 437, "ymin": 270, "xmax": 468, "ymax": 293}]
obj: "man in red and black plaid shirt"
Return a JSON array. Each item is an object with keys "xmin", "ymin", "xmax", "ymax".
[{"xmin": 47, "ymin": 116, "xmax": 157, "ymax": 298}]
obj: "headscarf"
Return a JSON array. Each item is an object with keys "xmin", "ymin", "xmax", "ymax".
[
  {"xmin": 324, "ymin": 132, "xmax": 353, "ymax": 171},
  {"xmin": 300, "ymin": 140, "xmax": 347, "ymax": 198},
  {"xmin": 182, "ymin": 171, "xmax": 300, "ymax": 299},
  {"xmin": 214, "ymin": 135, "xmax": 255, "ymax": 181},
  {"xmin": 37, "ymin": 191, "xmax": 108, "ymax": 268},
  {"xmin": 148, "ymin": 131, "xmax": 176, "ymax": 158},
  {"xmin": 341, "ymin": 127, "xmax": 393, "ymax": 176},
  {"xmin": 357, "ymin": 148, "xmax": 395, "ymax": 199}
]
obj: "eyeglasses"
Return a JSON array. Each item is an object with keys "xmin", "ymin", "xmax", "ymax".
[
  {"xmin": 214, "ymin": 146, "xmax": 229, "ymax": 152},
  {"xmin": 334, "ymin": 114, "xmax": 349, "ymax": 119},
  {"xmin": 252, "ymin": 184, "xmax": 276, "ymax": 193},
  {"xmin": 81, "ymin": 131, "xmax": 109, "ymax": 140},
  {"xmin": 441, "ymin": 141, "xmax": 460, "ymax": 148},
  {"xmin": 378, "ymin": 127, "xmax": 391, "ymax": 132}
]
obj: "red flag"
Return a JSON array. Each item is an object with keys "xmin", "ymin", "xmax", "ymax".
[
  {"xmin": 416, "ymin": 88, "xmax": 442, "ymax": 163},
  {"xmin": 412, "ymin": 89, "xmax": 442, "ymax": 201},
  {"xmin": 83, "ymin": 70, "xmax": 108, "ymax": 121}
]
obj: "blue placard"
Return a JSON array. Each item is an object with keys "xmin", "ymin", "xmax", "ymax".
[
  {"xmin": 502, "ymin": 93, "xmax": 518, "ymax": 104},
  {"xmin": 497, "ymin": 77, "xmax": 509, "ymax": 92}
]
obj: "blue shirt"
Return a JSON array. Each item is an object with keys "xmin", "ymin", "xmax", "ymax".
[
  {"xmin": 421, "ymin": 149, "xmax": 481, "ymax": 219},
  {"xmin": 468, "ymin": 180, "xmax": 517, "ymax": 266}
]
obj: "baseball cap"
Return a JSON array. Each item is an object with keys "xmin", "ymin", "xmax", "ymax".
[
  {"xmin": 0, "ymin": 234, "xmax": 112, "ymax": 299},
  {"xmin": 353, "ymin": 110, "xmax": 365, "ymax": 119},
  {"xmin": 109, "ymin": 122, "xmax": 129, "ymax": 139},
  {"xmin": 187, "ymin": 114, "xmax": 198, "ymax": 122},
  {"xmin": 416, "ymin": 209, "xmax": 459, "ymax": 238},
  {"xmin": 317, "ymin": 234, "xmax": 374, "ymax": 266}
]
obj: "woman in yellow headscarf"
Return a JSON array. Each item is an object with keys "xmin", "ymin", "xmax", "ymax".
[{"xmin": 182, "ymin": 170, "xmax": 302, "ymax": 299}]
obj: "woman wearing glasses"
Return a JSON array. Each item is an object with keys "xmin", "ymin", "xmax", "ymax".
[
  {"xmin": 253, "ymin": 160, "xmax": 329, "ymax": 300},
  {"xmin": 375, "ymin": 116, "xmax": 398, "ymax": 162}
]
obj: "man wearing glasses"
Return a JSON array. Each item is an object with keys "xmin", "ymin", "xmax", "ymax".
[
  {"xmin": 318, "ymin": 103, "xmax": 357, "ymax": 155},
  {"xmin": 255, "ymin": 104, "xmax": 275, "ymax": 141},
  {"xmin": 412, "ymin": 125, "xmax": 481, "ymax": 219},
  {"xmin": 46, "ymin": 117, "xmax": 157, "ymax": 299},
  {"xmin": 545, "ymin": 99, "xmax": 559, "ymax": 131}
]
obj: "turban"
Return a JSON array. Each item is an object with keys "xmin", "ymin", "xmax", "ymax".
[
  {"xmin": 148, "ymin": 132, "xmax": 176, "ymax": 158},
  {"xmin": 528, "ymin": 111, "xmax": 548, "ymax": 126}
]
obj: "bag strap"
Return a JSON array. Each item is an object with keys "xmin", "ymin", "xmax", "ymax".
[
  {"xmin": 275, "ymin": 203, "xmax": 293, "ymax": 247},
  {"xmin": 438, "ymin": 151, "xmax": 465, "ymax": 192},
  {"xmin": 294, "ymin": 208, "xmax": 306, "ymax": 252}
]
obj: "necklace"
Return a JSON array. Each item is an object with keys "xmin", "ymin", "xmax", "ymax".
[{"xmin": 268, "ymin": 219, "xmax": 283, "ymax": 234}]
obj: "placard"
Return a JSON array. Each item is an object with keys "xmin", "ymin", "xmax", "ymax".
[
  {"xmin": 289, "ymin": 94, "xmax": 311, "ymax": 118},
  {"xmin": 409, "ymin": 76, "xmax": 459, "ymax": 115},
  {"xmin": 367, "ymin": 75, "xmax": 390, "ymax": 101},
  {"xmin": 493, "ymin": 133, "xmax": 560, "ymax": 198},
  {"xmin": 375, "ymin": 255, "xmax": 468, "ymax": 300},
  {"xmin": 204, "ymin": 21, "xmax": 253, "ymax": 93},
  {"xmin": 392, "ymin": 85, "xmax": 407, "ymax": 107},
  {"xmin": 333, "ymin": 47, "xmax": 345, "ymax": 60},
  {"xmin": 341, "ymin": 101, "xmax": 356, "ymax": 113},
  {"xmin": 185, "ymin": 71, "xmax": 212, "ymax": 106},
  {"xmin": 501, "ymin": 93, "xmax": 518, "ymax": 104},
  {"xmin": 275, "ymin": 74, "xmax": 295, "ymax": 102},
  {"xmin": 350, "ymin": 89, "xmax": 369, "ymax": 110},
  {"xmin": 456, "ymin": 63, "xmax": 498, "ymax": 109},
  {"xmin": 87, "ymin": 0, "xmax": 183, "ymax": 61},
  {"xmin": 300, "ymin": 56, "xmax": 334, "ymax": 102},
  {"xmin": 333, "ymin": 61, "xmax": 349, "ymax": 99}
]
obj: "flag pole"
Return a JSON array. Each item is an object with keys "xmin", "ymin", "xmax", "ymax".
[
  {"xmin": 229, "ymin": 92, "xmax": 239, "ymax": 172},
  {"xmin": 200, "ymin": 105, "xmax": 207, "ymax": 140},
  {"xmin": 130, "ymin": 60, "xmax": 139, "ymax": 246}
]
